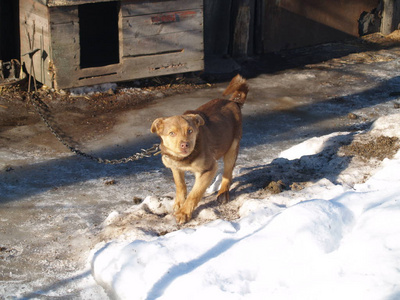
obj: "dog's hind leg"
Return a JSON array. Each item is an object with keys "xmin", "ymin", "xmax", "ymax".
[{"xmin": 217, "ymin": 139, "xmax": 240, "ymax": 204}]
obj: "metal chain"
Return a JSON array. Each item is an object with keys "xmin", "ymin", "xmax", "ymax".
[{"xmin": 30, "ymin": 92, "xmax": 160, "ymax": 164}]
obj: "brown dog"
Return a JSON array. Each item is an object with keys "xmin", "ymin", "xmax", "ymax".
[{"xmin": 151, "ymin": 75, "xmax": 248, "ymax": 223}]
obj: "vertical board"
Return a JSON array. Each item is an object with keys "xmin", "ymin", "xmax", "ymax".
[
  {"xmin": 381, "ymin": 0, "xmax": 400, "ymax": 35},
  {"xmin": 49, "ymin": 6, "xmax": 80, "ymax": 89},
  {"xmin": 20, "ymin": 0, "xmax": 52, "ymax": 87}
]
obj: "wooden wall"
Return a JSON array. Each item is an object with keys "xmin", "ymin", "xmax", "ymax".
[
  {"xmin": 204, "ymin": 0, "xmax": 381, "ymax": 57},
  {"xmin": 262, "ymin": 0, "xmax": 379, "ymax": 53},
  {"xmin": 18, "ymin": 0, "xmax": 398, "ymax": 89}
]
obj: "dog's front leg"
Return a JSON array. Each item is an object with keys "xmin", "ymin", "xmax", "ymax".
[
  {"xmin": 175, "ymin": 162, "xmax": 217, "ymax": 224},
  {"xmin": 171, "ymin": 168, "xmax": 187, "ymax": 212}
]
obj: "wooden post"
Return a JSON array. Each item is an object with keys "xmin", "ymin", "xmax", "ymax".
[
  {"xmin": 381, "ymin": 0, "xmax": 400, "ymax": 35},
  {"xmin": 232, "ymin": 0, "xmax": 254, "ymax": 58}
]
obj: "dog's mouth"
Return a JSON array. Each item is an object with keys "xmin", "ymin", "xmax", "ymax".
[{"xmin": 179, "ymin": 148, "xmax": 191, "ymax": 156}]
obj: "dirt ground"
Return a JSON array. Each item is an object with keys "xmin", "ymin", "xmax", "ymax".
[
  {"xmin": 0, "ymin": 74, "xmax": 212, "ymax": 150},
  {"xmin": 1, "ymin": 31, "xmax": 400, "ymax": 298}
]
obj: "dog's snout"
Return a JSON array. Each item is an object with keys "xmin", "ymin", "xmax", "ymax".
[{"xmin": 181, "ymin": 142, "xmax": 189, "ymax": 149}]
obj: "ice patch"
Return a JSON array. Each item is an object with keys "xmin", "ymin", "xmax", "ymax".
[{"xmin": 370, "ymin": 113, "xmax": 400, "ymax": 138}]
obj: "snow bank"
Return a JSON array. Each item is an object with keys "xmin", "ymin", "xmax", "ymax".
[{"xmin": 90, "ymin": 114, "xmax": 400, "ymax": 300}]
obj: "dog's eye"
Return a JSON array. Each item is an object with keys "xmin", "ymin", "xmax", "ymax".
[
  {"xmin": 188, "ymin": 129, "xmax": 193, "ymax": 134},
  {"xmin": 169, "ymin": 132, "xmax": 176, "ymax": 137}
]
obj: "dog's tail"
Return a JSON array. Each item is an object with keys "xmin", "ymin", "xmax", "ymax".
[{"xmin": 223, "ymin": 74, "xmax": 248, "ymax": 106}]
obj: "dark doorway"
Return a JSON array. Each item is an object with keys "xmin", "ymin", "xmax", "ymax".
[
  {"xmin": 0, "ymin": 0, "xmax": 20, "ymax": 61},
  {"xmin": 78, "ymin": 1, "xmax": 120, "ymax": 68}
]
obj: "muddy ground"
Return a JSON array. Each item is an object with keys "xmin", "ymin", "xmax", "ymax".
[
  {"xmin": 1, "ymin": 31, "xmax": 400, "ymax": 298},
  {"xmin": 0, "ymin": 74, "xmax": 211, "ymax": 151}
]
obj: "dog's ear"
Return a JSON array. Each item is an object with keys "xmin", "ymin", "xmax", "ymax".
[
  {"xmin": 186, "ymin": 114, "xmax": 204, "ymax": 128},
  {"xmin": 151, "ymin": 118, "xmax": 164, "ymax": 134}
]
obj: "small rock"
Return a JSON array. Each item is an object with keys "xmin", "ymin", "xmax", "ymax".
[
  {"xmin": 133, "ymin": 197, "xmax": 143, "ymax": 205},
  {"xmin": 394, "ymin": 102, "xmax": 400, "ymax": 109},
  {"xmin": 264, "ymin": 180, "xmax": 285, "ymax": 194},
  {"xmin": 348, "ymin": 113, "xmax": 358, "ymax": 120},
  {"xmin": 290, "ymin": 182, "xmax": 305, "ymax": 191},
  {"xmin": 5, "ymin": 166, "xmax": 14, "ymax": 172}
]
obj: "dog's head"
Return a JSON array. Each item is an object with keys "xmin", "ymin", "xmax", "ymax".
[{"xmin": 151, "ymin": 114, "xmax": 204, "ymax": 158}]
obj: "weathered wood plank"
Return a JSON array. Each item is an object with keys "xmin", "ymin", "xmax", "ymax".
[
  {"xmin": 122, "ymin": 9, "xmax": 203, "ymax": 38},
  {"xmin": 47, "ymin": 0, "xmax": 113, "ymax": 7},
  {"xmin": 51, "ymin": 44, "xmax": 79, "ymax": 68},
  {"xmin": 123, "ymin": 30, "xmax": 203, "ymax": 58},
  {"xmin": 51, "ymin": 56, "xmax": 79, "ymax": 88},
  {"xmin": 20, "ymin": 0, "xmax": 48, "ymax": 20},
  {"xmin": 50, "ymin": 22, "xmax": 79, "ymax": 45},
  {"xmin": 20, "ymin": 0, "xmax": 49, "ymax": 35},
  {"xmin": 48, "ymin": 6, "xmax": 80, "ymax": 88},
  {"xmin": 121, "ymin": 51, "xmax": 203, "ymax": 77},
  {"xmin": 49, "ymin": 6, "xmax": 79, "ymax": 24},
  {"xmin": 77, "ymin": 64, "xmax": 120, "ymax": 79},
  {"xmin": 121, "ymin": 0, "xmax": 203, "ymax": 17},
  {"xmin": 68, "ymin": 50, "xmax": 203, "ymax": 89}
]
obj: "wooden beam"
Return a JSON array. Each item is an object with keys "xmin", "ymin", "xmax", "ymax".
[{"xmin": 381, "ymin": 0, "xmax": 400, "ymax": 35}]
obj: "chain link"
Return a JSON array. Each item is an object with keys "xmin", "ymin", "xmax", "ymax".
[{"xmin": 30, "ymin": 92, "xmax": 160, "ymax": 164}]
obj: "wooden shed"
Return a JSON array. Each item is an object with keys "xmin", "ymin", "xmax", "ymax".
[{"xmin": 20, "ymin": 0, "xmax": 204, "ymax": 89}]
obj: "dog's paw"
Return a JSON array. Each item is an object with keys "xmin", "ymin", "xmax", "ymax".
[
  {"xmin": 217, "ymin": 191, "xmax": 230, "ymax": 204},
  {"xmin": 174, "ymin": 209, "xmax": 192, "ymax": 224},
  {"xmin": 173, "ymin": 201, "xmax": 181, "ymax": 212},
  {"xmin": 173, "ymin": 196, "xmax": 186, "ymax": 212}
]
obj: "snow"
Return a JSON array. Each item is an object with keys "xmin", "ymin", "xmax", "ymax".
[
  {"xmin": 90, "ymin": 114, "xmax": 400, "ymax": 300},
  {"xmin": 279, "ymin": 131, "xmax": 351, "ymax": 160}
]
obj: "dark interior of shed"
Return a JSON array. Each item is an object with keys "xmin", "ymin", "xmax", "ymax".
[
  {"xmin": 0, "ymin": 0, "xmax": 20, "ymax": 61},
  {"xmin": 78, "ymin": 1, "xmax": 120, "ymax": 69}
]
